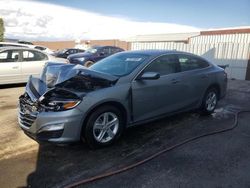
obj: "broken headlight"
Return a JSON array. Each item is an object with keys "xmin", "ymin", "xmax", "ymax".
[
  {"xmin": 41, "ymin": 99, "xmax": 81, "ymax": 111},
  {"xmin": 39, "ymin": 88, "xmax": 82, "ymax": 111}
]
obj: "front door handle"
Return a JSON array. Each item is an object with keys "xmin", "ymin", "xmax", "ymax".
[
  {"xmin": 12, "ymin": 66, "xmax": 19, "ymax": 69},
  {"xmin": 171, "ymin": 78, "xmax": 180, "ymax": 84}
]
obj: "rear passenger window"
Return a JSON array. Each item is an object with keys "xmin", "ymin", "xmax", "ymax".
[
  {"xmin": 178, "ymin": 54, "xmax": 209, "ymax": 72},
  {"xmin": 102, "ymin": 48, "xmax": 110, "ymax": 55},
  {"xmin": 144, "ymin": 55, "xmax": 179, "ymax": 76},
  {"xmin": 22, "ymin": 50, "xmax": 48, "ymax": 61},
  {"xmin": 0, "ymin": 51, "xmax": 8, "ymax": 60},
  {"xmin": 23, "ymin": 51, "xmax": 34, "ymax": 59}
]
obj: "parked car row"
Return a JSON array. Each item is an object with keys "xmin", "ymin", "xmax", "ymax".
[
  {"xmin": 0, "ymin": 42, "xmax": 124, "ymax": 85},
  {"xmin": 67, "ymin": 45, "xmax": 124, "ymax": 67}
]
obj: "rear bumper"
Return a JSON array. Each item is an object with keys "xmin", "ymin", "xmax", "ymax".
[{"xmin": 220, "ymin": 77, "xmax": 227, "ymax": 100}]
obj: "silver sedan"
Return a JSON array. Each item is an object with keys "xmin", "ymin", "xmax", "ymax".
[{"xmin": 18, "ymin": 50, "xmax": 227, "ymax": 148}]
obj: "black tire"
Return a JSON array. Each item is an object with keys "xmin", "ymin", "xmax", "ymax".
[
  {"xmin": 83, "ymin": 105, "xmax": 124, "ymax": 149},
  {"xmin": 200, "ymin": 87, "xmax": 218, "ymax": 115},
  {"xmin": 84, "ymin": 61, "xmax": 94, "ymax": 67}
]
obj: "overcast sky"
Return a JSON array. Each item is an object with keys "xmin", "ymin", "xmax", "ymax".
[{"xmin": 0, "ymin": 0, "xmax": 249, "ymax": 41}]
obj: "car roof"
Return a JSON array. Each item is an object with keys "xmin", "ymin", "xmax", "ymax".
[
  {"xmin": 0, "ymin": 46, "xmax": 49, "ymax": 54},
  {"xmin": 0, "ymin": 42, "xmax": 49, "ymax": 50},
  {"xmin": 60, "ymin": 48, "xmax": 82, "ymax": 50},
  {"xmin": 0, "ymin": 42, "xmax": 31, "ymax": 47},
  {"xmin": 92, "ymin": 45, "xmax": 123, "ymax": 49},
  {"xmin": 120, "ymin": 49, "xmax": 173, "ymax": 56},
  {"xmin": 120, "ymin": 49, "xmax": 202, "ymax": 57},
  {"xmin": 0, "ymin": 46, "xmax": 28, "ymax": 51}
]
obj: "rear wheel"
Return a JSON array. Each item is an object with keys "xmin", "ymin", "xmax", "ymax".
[
  {"xmin": 85, "ymin": 61, "xmax": 94, "ymax": 67},
  {"xmin": 83, "ymin": 105, "xmax": 124, "ymax": 148},
  {"xmin": 200, "ymin": 87, "xmax": 218, "ymax": 115}
]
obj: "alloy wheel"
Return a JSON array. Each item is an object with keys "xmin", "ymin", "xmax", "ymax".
[
  {"xmin": 205, "ymin": 91, "xmax": 217, "ymax": 111},
  {"xmin": 93, "ymin": 112, "xmax": 119, "ymax": 143}
]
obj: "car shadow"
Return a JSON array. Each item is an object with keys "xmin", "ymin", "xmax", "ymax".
[{"xmin": 22, "ymin": 107, "xmax": 235, "ymax": 188}]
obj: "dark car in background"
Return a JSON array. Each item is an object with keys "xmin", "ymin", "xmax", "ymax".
[
  {"xmin": 53, "ymin": 48, "xmax": 85, "ymax": 59},
  {"xmin": 67, "ymin": 45, "xmax": 124, "ymax": 67}
]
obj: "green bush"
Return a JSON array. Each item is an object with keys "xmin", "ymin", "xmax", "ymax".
[{"xmin": 0, "ymin": 18, "xmax": 4, "ymax": 42}]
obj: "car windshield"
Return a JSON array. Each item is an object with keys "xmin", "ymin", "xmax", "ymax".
[
  {"xmin": 58, "ymin": 49, "xmax": 67, "ymax": 54},
  {"xmin": 89, "ymin": 53, "xmax": 150, "ymax": 77},
  {"xmin": 85, "ymin": 47, "xmax": 98, "ymax": 54}
]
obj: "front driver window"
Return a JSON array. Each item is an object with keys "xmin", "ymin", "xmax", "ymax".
[
  {"xmin": 100, "ymin": 48, "xmax": 110, "ymax": 55},
  {"xmin": 22, "ymin": 50, "xmax": 48, "ymax": 61},
  {"xmin": 144, "ymin": 55, "xmax": 179, "ymax": 76},
  {"xmin": 0, "ymin": 50, "xmax": 20, "ymax": 63}
]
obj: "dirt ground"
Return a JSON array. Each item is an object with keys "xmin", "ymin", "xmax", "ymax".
[{"xmin": 0, "ymin": 80, "xmax": 250, "ymax": 188}]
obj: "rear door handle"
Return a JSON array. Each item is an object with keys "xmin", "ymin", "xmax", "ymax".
[{"xmin": 12, "ymin": 66, "xmax": 19, "ymax": 69}]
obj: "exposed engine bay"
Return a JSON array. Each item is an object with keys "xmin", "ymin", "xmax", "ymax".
[{"xmin": 20, "ymin": 62, "xmax": 119, "ymax": 112}]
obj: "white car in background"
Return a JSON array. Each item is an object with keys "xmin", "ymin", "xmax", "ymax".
[
  {"xmin": 0, "ymin": 42, "xmax": 54, "ymax": 54},
  {"xmin": 0, "ymin": 47, "xmax": 67, "ymax": 85}
]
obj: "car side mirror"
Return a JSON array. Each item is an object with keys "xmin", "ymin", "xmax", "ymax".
[{"xmin": 137, "ymin": 72, "xmax": 160, "ymax": 80}]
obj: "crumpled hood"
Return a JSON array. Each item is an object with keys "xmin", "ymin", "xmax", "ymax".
[
  {"xmin": 27, "ymin": 62, "xmax": 118, "ymax": 99},
  {"xmin": 41, "ymin": 62, "xmax": 118, "ymax": 87}
]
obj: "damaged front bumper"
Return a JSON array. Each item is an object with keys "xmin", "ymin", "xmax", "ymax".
[
  {"xmin": 18, "ymin": 79, "xmax": 85, "ymax": 143},
  {"xmin": 18, "ymin": 62, "xmax": 118, "ymax": 143}
]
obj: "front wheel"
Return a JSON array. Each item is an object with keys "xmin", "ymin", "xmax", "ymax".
[
  {"xmin": 84, "ymin": 61, "xmax": 94, "ymax": 67},
  {"xmin": 83, "ymin": 105, "xmax": 124, "ymax": 148},
  {"xmin": 200, "ymin": 88, "xmax": 218, "ymax": 115}
]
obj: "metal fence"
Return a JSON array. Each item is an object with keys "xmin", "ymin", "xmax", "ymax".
[
  {"xmin": 131, "ymin": 42, "xmax": 250, "ymax": 80},
  {"xmin": 190, "ymin": 33, "xmax": 250, "ymax": 44}
]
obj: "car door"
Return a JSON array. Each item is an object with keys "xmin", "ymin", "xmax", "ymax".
[
  {"xmin": 63, "ymin": 50, "xmax": 71, "ymax": 58},
  {"xmin": 0, "ymin": 49, "xmax": 22, "ymax": 84},
  {"xmin": 177, "ymin": 54, "xmax": 211, "ymax": 105},
  {"xmin": 131, "ymin": 54, "xmax": 187, "ymax": 122},
  {"xmin": 21, "ymin": 49, "xmax": 48, "ymax": 80}
]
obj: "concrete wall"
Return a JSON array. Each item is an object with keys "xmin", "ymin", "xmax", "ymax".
[
  {"xmin": 190, "ymin": 33, "xmax": 250, "ymax": 44},
  {"xmin": 33, "ymin": 39, "xmax": 130, "ymax": 51}
]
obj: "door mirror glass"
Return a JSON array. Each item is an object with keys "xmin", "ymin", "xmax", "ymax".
[{"xmin": 138, "ymin": 72, "xmax": 160, "ymax": 80}]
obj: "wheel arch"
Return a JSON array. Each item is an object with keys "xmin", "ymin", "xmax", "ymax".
[
  {"xmin": 81, "ymin": 101, "xmax": 128, "ymax": 136},
  {"xmin": 207, "ymin": 83, "xmax": 221, "ymax": 99}
]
